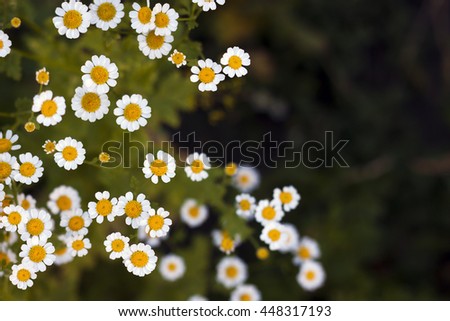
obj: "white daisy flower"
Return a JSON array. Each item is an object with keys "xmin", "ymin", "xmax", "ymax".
[
  {"xmin": 168, "ymin": 50, "xmax": 187, "ymax": 68},
  {"xmin": 159, "ymin": 254, "xmax": 186, "ymax": 282},
  {"xmin": 137, "ymin": 30, "xmax": 173, "ymax": 59},
  {"xmin": 0, "ymin": 130, "xmax": 20, "ymax": 154},
  {"xmin": 278, "ymin": 223, "xmax": 300, "ymax": 253},
  {"xmin": 273, "ymin": 185, "xmax": 301, "ymax": 212},
  {"xmin": 216, "ymin": 256, "xmax": 248, "ymax": 289},
  {"xmin": 254, "ymin": 199, "xmax": 284, "ymax": 226},
  {"xmin": 235, "ymin": 193, "xmax": 256, "ymax": 220},
  {"xmin": 184, "ymin": 152, "xmax": 211, "ymax": 182},
  {"xmin": 141, "ymin": 207, "xmax": 172, "ymax": 238},
  {"xmin": 54, "ymin": 137, "xmax": 86, "ymax": 171},
  {"xmin": 138, "ymin": 225, "xmax": 167, "ymax": 247},
  {"xmin": 190, "ymin": 59, "xmax": 225, "ymax": 92},
  {"xmin": 71, "ymin": 86, "xmax": 110, "ymax": 122},
  {"xmin": 52, "ymin": 0, "xmax": 91, "ymax": 39},
  {"xmin": 12, "ymin": 153, "xmax": 44, "ymax": 185},
  {"xmin": 260, "ymin": 222, "xmax": 289, "ymax": 251},
  {"xmin": 116, "ymin": 192, "xmax": 151, "ymax": 229},
  {"xmin": 180, "ymin": 199, "xmax": 208, "ymax": 228},
  {"xmin": 142, "ymin": 150, "xmax": 176, "ymax": 184},
  {"xmin": 66, "ymin": 234, "xmax": 92, "ymax": 257},
  {"xmin": 0, "ymin": 243, "xmax": 17, "ymax": 265},
  {"xmin": 188, "ymin": 295, "xmax": 208, "ymax": 301},
  {"xmin": 129, "ymin": 2, "xmax": 154, "ymax": 34},
  {"xmin": 297, "ymin": 261, "xmax": 326, "ymax": 291},
  {"xmin": 17, "ymin": 194, "xmax": 37, "ymax": 211},
  {"xmin": 193, "ymin": 0, "xmax": 225, "ymax": 12},
  {"xmin": 90, "ymin": 0, "xmax": 124, "ymax": 31},
  {"xmin": 0, "ymin": 30, "xmax": 12, "ymax": 57},
  {"xmin": 9, "ymin": 263, "xmax": 37, "ymax": 290},
  {"xmin": 114, "ymin": 94, "xmax": 151, "ymax": 132},
  {"xmin": 88, "ymin": 191, "xmax": 118, "ymax": 223},
  {"xmin": 212, "ymin": 230, "xmax": 241, "ymax": 255},
  {"xmin": 81, "ymin": 55, "xmax": 119, "ymax": 94},
  {"xmin": 149, "ymin": 3, "xmax": 179, "ymax": 36},
  {"xmin": 123, "ymin": 243, "xmax": 158, "ymax": 277},
  {"xmin": 104, "ymin": 232, "xmax": 130, "ymax": 260},
  {"xmin": 293, "ymin": 236, "xmax": 321, "ymax": 265},
  {"xmin": 35, "ymin": 67, "xmax": 50, "ymax": 86},
  {"xmin": 60, "ymin": 209, "xmax": 92, "ymax": 236},
  {"xmin": 42, "ymin": 140, "xmax": 56, "ymax": 155},
  {"xmin": 54, "ymin": 245, "xmax": 74, "ymax": 266},
  {"xmin": 220, "ymin": 46, "xmax": 251, "ymax": 78},
  {"xmin": 19, "ymin": 236, "xmax": 56, "ymax": 272},
  {"xmin": 32, "ymin": 90, "xmax": 66, "ymax": 127},
  {"xmin": 0, "ymin": 153, "xmax": 18, "ymax": 185},
  {"xmin": 18, "ymin": 209, "xmax": 53, "ymax": 242},
  {"xmin": 230, "ymin": 284, "xmax": 261, "ymax": 301},
  {"xmin": 0, "ymin": 205, "xmax": 28, "ymax": 232},
  {"xmin": 47, "ymin": 185, "xmax": 81, "ymax": 215},
  {"xmin": 232, "ymin": 166, "xmax": 260, "ymax": 193}
]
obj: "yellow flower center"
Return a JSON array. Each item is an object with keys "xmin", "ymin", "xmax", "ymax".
[
  {"xmin": 228, "ymin": 55, "xmax": 243, "ymax": 69},
  {"xmin": 99, "ymin": 152, "xmax": 110, "ymax": 163},
  {"xmin": 0, "ymin": 40, "xmax": 3, "ymax": 50},
  {"xmin": 225, "ymin": 162, "xmax": 237, "ymax": 176},
  {"xmin": 167, "ymin": 262, "xmax": 177, "ymax": 271},
  {"xmin": 63, "ymin": 10, "xmax": 83, "ymax": 29},
  {"xmin": 11, "ymin": 17, "xmax": 21, "ymax": 28},
  {"xmin": 256, "ymin": 247, "xmax": 269, "ymax": 260},
  {"xmin": 155, "ymin": 12, "xmax": 169, "ymax": 28},
  {"xmin": 261, "ymin": 206, "xmax": 276, "ymax": 220},
  {"xmin": 81, "ymin": 92, "xmax": 101, "ymax": 112},
  {"xmin": 150, "ymin": 159, "xmax": 168, "ymax": 176},
  {"xmin": 37, "ymin": 71, "xmax": 49, "ymax": 85},
  {"xmin": 220, "ymin": 237, "xmax": 234, "ymax": 252},
  {"xmin": 62, "ymin": 146, "xmax": 78, "ymax": 161},
  {"xmin": 0, "ymin": 252, "xmax": 10, "ymax": 264},
  {"xmin": 146, "ymin": 31, "xmax": 165, "ymax": 50},
  {"xmin": 239, "ymin": 200, "xmax": 251, "ymax": 211},
  {"xmin": 130, "ymin": 250, "xmax": 149, "ymax": 268},
  {"xmin": 44, "ymin": 141, "xmax": 56, "ymax": 154},
  {"xmin": 198, "ymin": 67, "xmax": 215, "ymax": 84},
  {"xmin": 239, "ymin": 174, "xmax": 249, "ymax": 184},
  {"xmin": 111, "ymin": 239, "xmax": 125, "ymax": 252},
  {"xmin": 2, "ymin": 197, "xmax": 13, "ymax": 210},
  {"xmin": 190, "ymin": 160, "xmax": 204, "ymax": 174},
  {"xmin": 0, "ymin": 161, "xmax": 12, "ymax": 180},
  {"xmin": 90, "ymin": 66, "xmax": 109, "ymax": 85},
  {"xmin": 24, "ymin": 122, "xmax": 36, "ymax": 133},
  {"xmin": 268, "ymin": 229, "xmax": 281, "ymax": 242},
  {"xmin": 17, "ymin": 269, "xmax": 31, "ymax": 282},
  {"xmin": 21, "ymin": 199, "xmax": 31, "ymax": 210},
  {"xmin": 298, "ymin": 246, "xmax": 311, "ymax": 260},
  {"xmin": 305, "ymin": 270, "xmax": 316, "ymax": 281},
  {"xmin": 123, "ymin": 103, "xmax": 142, "ymax": 121},
  {"xmin": 26, "ymin": 218, "xmax": 44, "ymax": 236},
  {"xmin": 279, "ymin": 191, "xmax": 293, "ymax": 204},
  {"xmin": 171, "ymin": 53, "xmax": 184, "ymax": 65},
  {"xmin": 96, "ymin": 199, "xmax": 112, "ymax": 216},
  {"xmin": 41, "ymin": 100, "xmax": 58, "ymax": 117},
  {"xmin": 72, "ymin": 240, "xmax": 85, "ymax": 251},
  {"xmin": 0, "ymin": 138, "xmax": 12, "ymax": 153},
  {"xmin": 225, "ymin": 266, "xmax": 238, "ymax": 278},
  {"xmin": 29, "ymin": 245, "xmax": 46, "ymax": 263},
  {"xmin": 19, "ymin": 162, "xmax": 36, "ymax": 178},
  {"xmin": 57, "ymin": 195, "xmax": 72, "ymax": 211},
  {"xmin": 68, "ymin": 216, "xmax": 84, "ymax": 231},
  {"xmin": 138, "ymin": 7, "xmax": 152, "ymax": 24},
  {"xmin": 97, "ymin": 2, "xmax": 116, "ymax": 22},
  {"xmin": 188, "ymin": 206, "xmax": 199, "ymax": 218},
  {"xmin": 240, "ymin": 294, "xmax": 251, "ymax": 301},
  {"xmin": 7, "ymin": 211, "xmax": 22, "ymax": 225},
  {"xmin": 124, "ymin": 200, "xmax": 142, "ymax": 218},
  {"xmin": 55, "ymin": 247, "xmax": 67, "ymax": 255},
  {"xmin": 148, "ymin": 215, "xmax": 164, "ymax": 231}
]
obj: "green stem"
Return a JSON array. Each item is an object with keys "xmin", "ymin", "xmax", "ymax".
[
  {"xmin": 84, "ymin": 159, "xmax": 103, "ymax": 169},
  {"xmin": 11, "ymin": 180, "xmax": 20, "ymax": 205}
]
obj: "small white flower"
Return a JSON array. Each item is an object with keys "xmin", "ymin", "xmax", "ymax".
[
  {"xmin": 54, "ymin": 137, "xmax": 86, "ymax": 170},
  {"xmin": 273, "ymin": 185, "xmax": 301, "ymax": 212},
  {"xmin": 141, "ymin": 207, "xmax": 172, "ymax": 238},
  {"xmin": 150, "ymin": 3, "xmax": 179, "ymax": 36},
  {"xmin": 254, "ymin": 199, "xmax": 284, "ymax": 226},
  {"xmin": 220, "ymin": 47, "xmax": 251, "ymax": 78},
  {"xmin": 180, "ymin": 199, "xmax": 208, "ymax": 228},
  {"xmin": 0, "ymin": 30, "xmax": 12, "ymax": 57},
  {"xmin": 116, "ymin": 192, "xmax": 151, "ymax": 229},
  {"xmin": 193, "ymin": 0, "xmax": 225, "ymax": 12},
  {"xmin": 17, "ymin": 194, "xmax": 37, "ymax": 211},
  {"xmin": 71, "ymin": 86, "xmax": 110, "ymax": 122},
  {"xmin": 104, "ymin": 232, "xmax": 130, "ymax": 260},
  {"xmin": 18, "ymin": 209, "xmax": 53, "ymax": 242},
  {"xmin": 60, "ymin": 209, "xmax": 92, "ymax": 236},
  {"xmin": 168, "ymin": 50, "xmax": 187, "ymax": 68},
  {"xmin": 123, "ymin": 243, "xmax": 158, "ymax": 277},
  {"xmin": 81, "ymin": 55, "xmax": 119, "ymax": 94},
  {"xmin": 129, "ymin": 2, "xmax": 154, "ymax": 34},
  {"xmin": 114, "ymin": 94, "xmax": 151, "ymax": 132},
  {"xmin": 137, "ymin": 31, "xmax": 173, "ymax": 59},
  {"xmin": 47, "ymin": 185, "xmax": 81, "ymax": 215},
  {"xmin": 12, "ymin": 153, "xmax": 44, "ymax": 185},
  {"xmin": 230, "ymin": 284, "xmax": 261, "ymax": 301},
  {"xmin": 52, "ymin": 0, "xmax": 91, "ymax": 39},
  {"xmin": 42, "ymin": 140, "xmax": 56, "ymax": 155},
  {"xmin": 0, "ymin": 153, "xmax": 18, "ymax": 185},
  {"xmin": 142, "ymin": 150, "xmax": 176, "ymax": 184},
  {"xmin": 184, "ymin": 152, "xmax": 211, "ymax": 182},
  {"xmin": 35, "ymin": 67, "xmax": 50, "ymax": 86},
  {"xmin": 32, "ymin": 90, "xmax": 66, "ymax": 127},
  {"xmin": 235, "ymin": 193, "xmax": 256, "ymax": 220},
  {"xmin": 260, "ymin": 222, "xmax": 288, "ymax": 251},
  {"xmin": 212, "ymin": 230, "xmax": 241, "ymax": 255},
  {"xmin": 190, "ymin": 59, "xmax": 225, "ymax": 92},
  {"xmin": 90, "ymin": 0, "xmax": 124, "ymax": 31},
  {"xmin": 216, "ymin": 256, "xmax": 248, "ymax": 289},
  {"xmin": 88, "ymin": 191, "xmax": 119, "ymax": 223},
  {"xmin": 0, "ymin": 205, "xmax": 28, "ymax": 232},
  {"xmin": 278, "ymin": 223, "xmax": 300, "ymax": 253},
  {"xmin": 159, "ymin": 254, "xmax": 186, "ymax": 281},
  {"xmin": 66, "ymin": 234, "xmax": 92, "ymax": 257},
  {"xmin": 232, "ymin": 166, "xmax": 260, "ymax": 193},
  {"xmin": 19, "ymin": 236, "xmax": 56, "ymax": 272},
  {"xmin": 297, "ymin": 261, "xmax": 326, "ymax": 291},
  {"xmin": 9, "ymin": 263, "xmax": 37, "ymax": 290},
  {"xmin": 0, "ymin": 130, "xmax": 20, "ymax": 154},
  {"xmin": 293, "ymin": 236, "xmax": 321, "ymax": 265}
]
